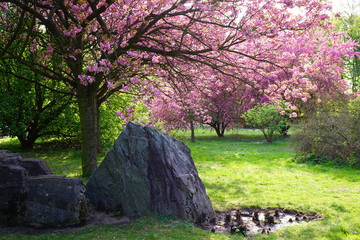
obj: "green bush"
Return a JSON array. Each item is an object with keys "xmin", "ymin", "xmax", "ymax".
[
  {"xmin": 243, "ymin": 103, "xmax": 289, "ymax": 143},
  {"xmin": 294, "ymin": 153, "xmax": 330, "ymax": 165},
  {"xmin": 294, "ymin": 96, "xmax": 360, "ymax": 166}
]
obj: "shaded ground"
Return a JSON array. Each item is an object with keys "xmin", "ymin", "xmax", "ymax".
[
  {"xmin": 0, "ymin": 208, "xmax": 320, "ymax": 237},
  {"xmin": 201, "ymin": 207, "xmax": 322, "ymax": 237},
  {"xmin": 0, "ymin": 211, "xmax": 130, "ymax": 235}
]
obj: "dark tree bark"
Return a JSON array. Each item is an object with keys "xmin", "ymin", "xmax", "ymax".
[
  {"xmin": 210, "ymin": 122, "xmax": 226, "ymax": 137},
  {"xmin": 77, "ymin": 84, "xmax": 99, "ymax": 177},
  {"xmin": 96, "ymin": 105, "xmax": 102, "ymax": 154},
  {"xmin": 18, "ymin": 135, "xmax": 37, "ymax": 149},
  {"xmin": 190, "ymin": 120, "xmax": 195, "ymax": 142}
]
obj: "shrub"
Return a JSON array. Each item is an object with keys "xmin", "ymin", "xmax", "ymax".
[
  {"xmin": 294, "ymin": 96, "xmax": 360, "ymax": 166},
  {"xmin": 243, "ymin": 103, "xmax": 289, "ymax": 143}
]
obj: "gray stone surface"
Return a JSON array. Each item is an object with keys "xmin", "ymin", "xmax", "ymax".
[
  {"xmin": 22, "ymin": 175, "xmax": 91, "ymax": 227},
  {"xmin": 0, "ymin": 151, "xmax": 22, "ymax": 165},
  {"xmin": 86, "ymin": 122, "xmax": 214, "ymax": 223},
  {"xmin": 19, "ymin": 158, "xmax": 51, "ymax": 176},
  {"xmin": 0, "ymin": 164, "xmax": 27, "ymax": 225},
  {"xmin": 0, "ymin": 150, "xmax": 91, "ymax": 227}
]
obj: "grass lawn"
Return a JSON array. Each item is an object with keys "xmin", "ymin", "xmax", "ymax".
[{"xmin": 1, "ymin": 129, "xmax": 360, "ymax": 240}]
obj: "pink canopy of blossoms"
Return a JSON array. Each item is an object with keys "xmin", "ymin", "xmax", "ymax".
[{"xmin": 0, "ymin": 0, "xmax": 357, "ymax": 131}]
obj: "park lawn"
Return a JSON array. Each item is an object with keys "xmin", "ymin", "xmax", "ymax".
[{"xmin": 1, "ymin": 129, "xmax": 360, "ymax": 240}]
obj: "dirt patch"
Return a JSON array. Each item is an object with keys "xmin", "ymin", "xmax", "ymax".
[
  {"xmin": 0, "ymin": 211, "xmax": 130, "ymax": 235},
  {"xmin": 201, "ymin": 207, "xmax": 322, "ymax": 237}
]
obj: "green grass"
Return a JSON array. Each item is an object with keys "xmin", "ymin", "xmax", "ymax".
[
  {"xmin": 0, "ymin": 137, "xmax": 103, "ymax": 180},
  {"xmin": 1, "ymin": 129, "xmax": 360, "ymax": 240}
]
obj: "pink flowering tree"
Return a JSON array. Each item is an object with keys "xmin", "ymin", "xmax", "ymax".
[
  {"xmin": 150, "ymin": 72, "xmax": 259, "ymax": 138},
  {"xmin": 0, "ymin": 0, "xmax": 356, "ymax": 176},
  {"xmin": 149, "ymin": 87, "xmax": 199, "ymax": 141}
]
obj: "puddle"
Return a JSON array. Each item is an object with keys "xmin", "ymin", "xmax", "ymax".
[{"xmin": 201, "ymin": 208, "xmax": 321, "ymax": 236}]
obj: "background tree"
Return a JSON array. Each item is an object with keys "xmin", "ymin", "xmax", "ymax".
[
  {"xmin": 295, "ymin": 94, "xmax": 360, "ymax": 166},
  {"xmin": 0, "ymin": 0, "xmax": 356, "ymax": 176},
  {"xmin": 0, "ymin": 72, "xmax": 75, "ymax": 149},
  {"xmin": 333, "ymin": 0, "xmax": 360, "ymax": 92},
  {"xmin": 243, "ymin": 103, "xmax": 290, "ymax": 143},
  {"xmin": 150, "ymin": 73, "xmax": 257, "ymax": 138},
  {"xmin": 149, "ymin": 84, "xmax": 199, "ymax": 141},
  {"xmin": 0, "ymin": 7, "xmax": 76, "ymax": 149}
]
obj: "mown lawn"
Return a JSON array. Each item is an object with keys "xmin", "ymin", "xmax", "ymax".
[{"xmin": 1, "ymin": 129, "xmax": 360, "ymax": 240}]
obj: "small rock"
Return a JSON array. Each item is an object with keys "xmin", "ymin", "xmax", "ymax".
[
  {"xmin": 22, "ymin": 175, "xmax": 91, "ymax": 227},
  {"xmin": 274, "ymin": 209, "xmax": 280, "ymax": 217},
  {"xmin": 0, "ymin": 152, "xmax": 22, "ymax": 165},
  {"xmin": 225, "ymin": 213, "xmax": 231, "ymax": 225},
  {"xmin": 235, "ymin": 210, "xmax": 243, "ymax": 225},
  {"xmin": 252, "ymin": 210, "xmax": 260, "ymax": 222},
  {"xmin": 19, "ymin": 158, "xmax": 51, "ymax": 176}
]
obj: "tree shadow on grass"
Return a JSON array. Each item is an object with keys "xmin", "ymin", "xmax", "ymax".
[
  {"xmin": 202, "ymin": 179, "xmax": 248, "ymax": 210},
  {"xmin": 284, "ymin": 160, "xmax": 360, "ymax": 183},
  {"xmin": 0, "ymin": 138, "xmax": 84, "ymax": 178},
  {"xmin": 188, "ymin": 133, "xmax": 359, "ymax": 183}
]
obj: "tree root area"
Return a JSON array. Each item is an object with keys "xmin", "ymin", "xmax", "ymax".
[{"xmin": 201, "ymin": 208, "xmax": 322, "ymax": 236}]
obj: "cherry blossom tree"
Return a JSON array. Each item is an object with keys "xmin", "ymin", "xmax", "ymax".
[
  {"xmin": 150, "ymin": 72, "xmax": 259, "ymax": 138},
  {"xmin": 0, "ymin": 0, "xmax": 356, "ymax": 176}
]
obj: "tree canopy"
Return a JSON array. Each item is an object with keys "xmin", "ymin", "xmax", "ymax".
[
  {"xmin": 332, "ymin": 0, "xmax": 360, "ymax": 92},
  {"xmin": 0, "ymin": 0, "xmax": 357, "ymax": 176}
]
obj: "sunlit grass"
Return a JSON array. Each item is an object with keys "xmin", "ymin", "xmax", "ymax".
[
  {"xmin": 1, "ymin": 129, "xmax": 360, "ymax": 240},
  {"xmin": 0, "ymin": 137, "xmax": 85, "ymax": 178},
  {"xmin": 180, "ymin": 129, "xmax": 360, "ymax": 240}
]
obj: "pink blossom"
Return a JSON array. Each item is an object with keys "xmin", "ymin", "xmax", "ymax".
[
  {"xmin": 127, "ymin": 51, "xmax": 141, "ymax": 58},
  {"xmin": 87, "ymin": 63, "xmax": 100, "ymax": 72},
  {"xmin": 151, "ymin": 56, "xmax": 159, "ymax": 63},
  {"xmin": 99, "ymin": 59, "xmax": 111, "ymax": 67},
  {"xmin": 130, "ymin": 77, "xmax": 140, "ymax": 84},
  {"xmin": 29, "ymin": 43, "xmax": 37, "ymax": 52},
  {"xmin": 107, "ymin": 81, "xmax": 117, "ymax": 88},
  {"xmin": 289, "ymin": 112, "xmax": 298, "ymax": 118}
]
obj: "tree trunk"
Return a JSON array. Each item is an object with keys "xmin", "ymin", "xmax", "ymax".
[
  {"xmin": 18, "ymin": 136, "xmax": 37, "ymax": 149},
  {"xmin": 262, "ymin": 129, "xmax": 274, "ymax": 143},
  {"xmin": 96, "ymin": 105, "xmax": 102, "ymax": 154},
  {"xmin": 77, "ymin": 84, "xmax": 99, "ymax": 177},
  {"xmin": 190, "ymin": 120, "xmax": 195, "ymax": 142},
  {"xmin": 220, "ymin": 123, "xmax": 226, "ymax": 137},
  {"xmin": 18, "ymin": 127, "xmax": 39, "ymax": 150},
  {"xmin": 211, "ymin": 122, "xmax": 225, "ymax": 137},
  {"xmin": 279, "ymin": 124, "xmax": 290, "ymax": 136}
]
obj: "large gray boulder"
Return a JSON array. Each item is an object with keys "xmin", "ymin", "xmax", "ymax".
[{"xmin": 86, "ymin": 122, "xmax": 214, "ymax": 223}]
